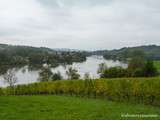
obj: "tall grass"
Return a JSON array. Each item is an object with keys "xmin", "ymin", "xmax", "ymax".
[{"xmin": 1, "ymin": 77, "xmax": 160, "ymax": 106}]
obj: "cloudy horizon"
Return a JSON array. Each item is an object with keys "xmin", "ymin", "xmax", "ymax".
[{"xmin": 0, "ymin": 0, "xmax": 160, "ymax": 50}]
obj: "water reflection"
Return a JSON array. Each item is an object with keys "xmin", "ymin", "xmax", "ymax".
[{"xmin": 0, "ymin": 56, "xmax": 127, "ymax": 87}]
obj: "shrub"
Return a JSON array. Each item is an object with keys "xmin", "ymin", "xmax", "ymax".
[
  {"xmin": 100, "ymin": 67, "xmax": 127, "ymax": 78},
  {"xmin": 143, "ymin": 60, "xmax": 158, "ymax": 77}
]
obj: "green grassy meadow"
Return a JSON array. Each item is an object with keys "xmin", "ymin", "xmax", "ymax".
[{"xmin": 0, "ymin": 95, "xmax": 159, "ymax": 120}]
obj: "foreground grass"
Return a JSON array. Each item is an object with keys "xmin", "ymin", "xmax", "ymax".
[{"xmin": 0, "ymin": 95, "xmax": 159, "ymax": 120}]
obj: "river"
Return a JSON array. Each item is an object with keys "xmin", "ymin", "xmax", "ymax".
[{"xmin": 0, "ymin": 56, "xmax": 127, "ymax": 87}]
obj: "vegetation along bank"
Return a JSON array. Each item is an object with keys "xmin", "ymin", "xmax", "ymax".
[{"xmin": 1, "ymin": 77, "xmax": 160, "ymax": 107}]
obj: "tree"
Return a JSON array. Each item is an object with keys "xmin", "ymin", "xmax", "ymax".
[
  {"xmin": 3, "ymin": 69, "xmax": 17, "ymax": 87},
  {"xmin": 38, "ymin": 65, "xmax": 53, "ymax": 82},
  {"xmin": 143, "ymin": 60, "xmax": 158, "ymax": 77},
  {"xmin": 127, "ymin": 50, "xmax": 146, "ymax": 77},
  {"xmin": 66, "ymin": 67, "xmax": 80, "ymax": 80},
  {"xmin": 128, "ymin": 50, "xmax": 145, "ymax": 70},
  {"xmin": 52, "ymin": 71, "xmax": 63, "ymax": 81}
]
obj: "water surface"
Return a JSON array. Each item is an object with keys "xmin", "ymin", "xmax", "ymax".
[{"xmin": 0, "ymin": 56, "xmax": 127, "ymax": 87}]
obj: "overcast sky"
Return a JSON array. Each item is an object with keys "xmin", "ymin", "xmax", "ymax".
[{"xmin": 0, "ymin": 0, "xmax": 160, "ymax": 50}]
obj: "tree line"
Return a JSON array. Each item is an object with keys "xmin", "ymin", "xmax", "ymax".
[
  {"xmin": 90, "ymin": 45, "xmax": 160, "ymax": 61},
  {"xmin": 37, "ymin": 50, "xmax": 158, "ymax": 83},
  {"xmin": 98, "ymin": 50, "xmax": 158, "ymax": 78},
  {"xmin": 0, "ymin": 44, "xmax": 87, "ymax": 74}
]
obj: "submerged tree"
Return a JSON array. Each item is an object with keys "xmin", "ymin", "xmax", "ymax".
[
  {"xmin": 66, "ymin": 67, "xmax": 80, "ymax": 80},
  {"xmin": 97, "ymin": 63, "xmax": 108, "ymax": 78},
  {"xmin": 52, "ymin": 71, "xmax": 63, "ymax": 81},
  {"xmin": 38, "ymin": 65, "xmax": 53, "ymax": 82},
  {"xmin": 3, "ymin": 69, "xmax": 17, "ymax": 87}
]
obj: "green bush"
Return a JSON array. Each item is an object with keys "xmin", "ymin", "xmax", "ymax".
[
  {"xmin": 0, "ymin": 77, "xmax": 160, "ymax": 106},
  {"xmin": 100, "ymin": 67, "xmax": 127, "ymax": 78}
]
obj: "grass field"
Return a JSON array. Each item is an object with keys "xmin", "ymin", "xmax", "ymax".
[{"xmin": 0, "ymin": 95, "xmax": 159, "ymax": 120}]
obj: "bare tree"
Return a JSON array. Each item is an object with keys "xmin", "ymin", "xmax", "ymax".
[
  {"xmin": 3, "ymin": 69, "xmax": 17, "ymax": 87},
  {"xmin": 84, "ymin": 72, "xmax": 91, "ymax": 80},
  {"xmin": 97, "ymin": 63, "xmax": 107, "ymax": 74}
]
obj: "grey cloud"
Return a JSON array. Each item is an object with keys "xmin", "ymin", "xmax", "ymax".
[
  {"xmin": 38, "ymin": 0, "xmax": 112, "ymax": 8},
  {"xmin": 0, "ymin": 0, "xmax": 160, "ymax": 50}
]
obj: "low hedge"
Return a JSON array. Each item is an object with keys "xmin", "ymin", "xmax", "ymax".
[{"xmin": 1, "ymin": 77, "xmax": 160, "ymax": 106}]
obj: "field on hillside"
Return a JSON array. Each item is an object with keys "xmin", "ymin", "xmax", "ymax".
[{"xmin": 0, "ymin": 95, "xmax": 159, "ymax": 120}]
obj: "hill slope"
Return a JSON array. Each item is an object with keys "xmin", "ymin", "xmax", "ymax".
[
  {"xmin": 0, "ymin": 44, "xmax": 86, "ymax": 66},
  {"xmin": 92, "ymin": 45, "xmax": 160, "ymax": 60}
]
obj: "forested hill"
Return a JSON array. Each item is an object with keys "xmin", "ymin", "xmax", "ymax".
[
  {"xmin": 91, "ymin": 45, "xmax": 160, "ymax": 60},
  {"xmin": 0, "ymin": 44, "xmax": 86, "ymax": 66}
]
